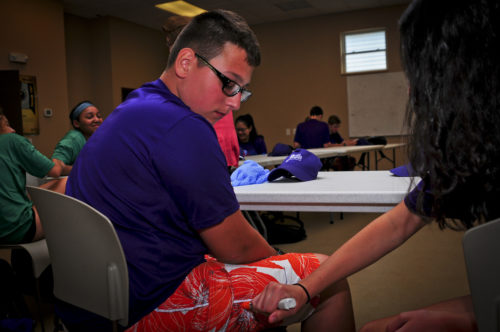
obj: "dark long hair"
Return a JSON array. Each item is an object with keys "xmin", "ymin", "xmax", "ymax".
[{"xmin": 400, "ymin": 0, "xmax": 500, "ymax": 229}]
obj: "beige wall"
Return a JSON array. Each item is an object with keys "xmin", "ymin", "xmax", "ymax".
[
  {"xmin": 108, "ymin": 17, "xmax": 167, "ymax": 110},
  {"xmin": 246, "ymin": 5, "xmax": 407, "ymax": 152},
  {"xmin": 1, "ymin": 1, "xmax": 407, "ymax": 167},
  {"xmin": 65, "ymin": 15, "xmax": 166, "ymax": 119},
  {"xmin": 64, "ymin": 14, "xmax": 109, "ymax": 114},
  {"xmin": 0, "ymin": 1, "xmax": 166, "ymax": 156},
  {"xmin": 0, "ymin": 0, "xmax": 69, "ymax": 156}
]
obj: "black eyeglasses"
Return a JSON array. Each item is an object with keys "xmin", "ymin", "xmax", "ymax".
[{"xmin": 195, "ymin": 53, "xmax": 252, "ymax": 102}]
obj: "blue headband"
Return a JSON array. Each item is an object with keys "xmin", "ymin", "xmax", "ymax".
[{"xmin": 71, "ymin": 102, "xmax": 94, "ymax": 121}]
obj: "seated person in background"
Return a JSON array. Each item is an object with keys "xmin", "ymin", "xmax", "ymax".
[
  {"xmin": 327, "ymin": 115, "xmax": 357, "ymax": 147},
  {"xmin": 63, "ymin": 10, "xmax": 354, "ymax": 332},
  {"xmin": 235, "ymin": 113, "xmax": 267, "ymax": 156},
  {"xmin": 324, "ymin": 115, "xmax": 357, "ymax": 171},
  {"xmin": 0, "ymin": 109, "xmax": 62, "ymax": 244},
  {"xmin": 293, "ymin": 106, "xmax": 330, "ymax": 149},
  {"xmin": 254, "ymin": 0, "xmax": 498, "ymax": 331},
  {"xmin": 51, "ymin": 101, "xmax": 102, "ymax": 176}
]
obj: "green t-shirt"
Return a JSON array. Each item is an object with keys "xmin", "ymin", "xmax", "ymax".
[
  {"xmin": 0, "ymin": 133, "xmax": 54, "ymax": 243},
  {"xmin": 51, "ymin": 129, "xmax": 86, "ymax": 165}
]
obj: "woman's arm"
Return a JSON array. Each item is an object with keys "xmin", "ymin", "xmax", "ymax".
[
  {"xmin": 304, "ymin": 202, "xmax": 424, "ymax": 294},
  {"xmin": 254, "ymin": 201, "xmax": 426, "ymax": 323}
]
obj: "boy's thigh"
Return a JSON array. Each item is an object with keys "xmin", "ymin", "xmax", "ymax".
[{"xmin": 128, "ymin": 253, "xmax": 320, "ymax": 332}]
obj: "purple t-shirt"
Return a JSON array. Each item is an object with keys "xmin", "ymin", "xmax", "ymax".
[
  {"xmin": 329, "ymin": 132, "xmax": 344, "ymax": 144},
  {"xmin": 404, "ymin": 180, "xmax": 434, "ymax": 217},
  {"xmin": 294, "ymin": 119, "xmax": 330, "ymax": 149},
  {"xmin": 65, "ymin": 79, "xmax": 239, "ymax": 326},
  {"xmin": 239, "ymin": 135, "xmax": 267, "ymax": 156}
]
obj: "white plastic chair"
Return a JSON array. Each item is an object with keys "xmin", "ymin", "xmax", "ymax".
[
  {"xmin": 26, "ymin": 186, "xmax": 129, "ymax": 330},
  {"xmin": 463, "ymin": 217, "xmax": 500, "ymax": 332},
  {"xmin": 0, "ymin": 239, "xmax": 50, "ymax": 332}
]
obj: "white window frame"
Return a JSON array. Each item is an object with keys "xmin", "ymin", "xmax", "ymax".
[{"xmin": 341, "ymin": 28, "xmax": 387, "ymax": 74}]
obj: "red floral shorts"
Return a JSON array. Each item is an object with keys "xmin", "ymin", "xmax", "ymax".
[{"xmin": 126, "ymin": 253, "xmax": 320, "ymax": 332}]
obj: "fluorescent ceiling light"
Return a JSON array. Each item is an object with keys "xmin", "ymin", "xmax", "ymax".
[{"xmin": 155, "ymin": 1, "xmax": 206, "ymax": 17}]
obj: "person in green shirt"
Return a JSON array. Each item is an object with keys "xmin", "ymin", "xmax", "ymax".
[
  {"xmin": 51, "ymin": 100, "xmax": 103, "ymax": 176},
  {"xmin": 0, "ymin": 109, "xmax": 62, "ymax": 244}
]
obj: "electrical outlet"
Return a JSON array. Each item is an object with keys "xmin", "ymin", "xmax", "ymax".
[{"xmin": 43, "ymin": 108, "xmax": 53, "ymax": 118}]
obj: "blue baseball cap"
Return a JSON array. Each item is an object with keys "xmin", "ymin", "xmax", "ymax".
[
  {"xmin": 268, "ymin": 149, "xmax": 322, "ymax": 182},
  {"xmin": 268, "ymin": 143, "xmax": 293, "ymax": 156}
]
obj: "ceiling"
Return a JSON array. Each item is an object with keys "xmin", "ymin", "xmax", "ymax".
[{"xmin": 62, "ymin": 0, "xmax": 411, "ymax": 31}]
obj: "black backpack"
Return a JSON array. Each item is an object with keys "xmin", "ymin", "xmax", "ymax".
[
  {"xmin": 366, "ymin": 136, "xmax": 387, "ymax": 145},
  {"xmin": 259, "ymin": 212, "xmax": 307, "ymax": 245}
]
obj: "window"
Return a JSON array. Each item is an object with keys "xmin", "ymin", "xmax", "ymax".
[{"xmin": 341, "ymin": 29, "xmax": 387, "ymax": 74}]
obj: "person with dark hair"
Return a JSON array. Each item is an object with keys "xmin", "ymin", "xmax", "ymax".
[
  {"xmin": 63, "ymin": 10, "xmax": 353, "ymax": 332},
  {"xmin": 235, "ymin": 113, "xmax": 267, "ymax": 156},
  {"xmin": 293, "ymin": 105, "xmax": 330, "ymax": 149},
  {"xmin": 0, "ymin": 109, "xmax": 62, "ymax": 244},
  {"xmin": 324, "ymin": 115, "xmax": 357, "ymax": 171},
  {"xmin": 327, "ymin": 115, "xmax": 357, "ymax": 147},
  {"xmin": 252, "ymin": 0, "xmax": 499, "ymax": 331},
  {"xmin": 51, "ymin": 100, "xmax": 102, "ymax": 176}
]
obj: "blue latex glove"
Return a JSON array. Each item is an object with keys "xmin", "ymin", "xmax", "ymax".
[{"xmin": 231, "ymin": 160, "xmax": 270, "ymax": 186}]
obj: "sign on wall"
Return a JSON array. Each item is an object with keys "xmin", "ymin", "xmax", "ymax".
[{"xmin": 20, "ymin": 75, "xmax": 39, "ymax": 135}]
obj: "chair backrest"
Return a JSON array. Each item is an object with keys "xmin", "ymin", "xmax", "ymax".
[
  {"xmin": 0, "ymin": 239, "xmax": 50, "ymax": 279},
  {"xmin": 463, "ymin": 217, "xmax": 500, "ymax": 332},
  {"xmin": 26, "ymin": 186, "xmax": 129, "ymax": 326}
]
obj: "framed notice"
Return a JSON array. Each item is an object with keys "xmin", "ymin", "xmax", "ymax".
[{"xmin": 20, "ymin": 75, "xmax": 39, "ymax": 135}]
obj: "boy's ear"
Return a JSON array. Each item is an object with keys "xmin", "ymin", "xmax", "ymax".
[{"xmin": 175, "ymin": 48, "xmax": 195, "ymax": 78}]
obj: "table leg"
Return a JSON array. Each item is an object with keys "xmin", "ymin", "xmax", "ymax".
[{"xmin": 392, "ymin": 148, "xmax": 396, "ymax": 168}]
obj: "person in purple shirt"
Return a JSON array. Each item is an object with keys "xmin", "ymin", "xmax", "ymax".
[
  {"xmin": 235, "ymin": 113, "xmax": 267, "ymax": 156},
  {"xmin": 253, "ymin": 1, "xmax": 500, "ymax": 331},
  {"xmin": 293, "ymin": 106, "xmax": 330, "ymax": 149},
  {"xmin": 327, "ymin": 115, "xmax": 357, "ymax": 147},
  {"xmin": 324, "ymin": 115, "xmax": 358, "ymax": 171},
  {"xmin": 62, "ymin": 9, "xmax": 354, "ymax": 332}
]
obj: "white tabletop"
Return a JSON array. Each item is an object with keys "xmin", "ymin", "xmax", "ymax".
[
  {"xmin": 241, "ymin": 147, "xmax": 349, "ymax": 167},
  {"xmin": 240, "ymin": 144, "xmax": 405, "ymax": 168},
  {"xmin": 242, "ymin": 154, "xmax": 289, "ymax": 167},
  {"xmin": 383, "ymin": 142, "xmax": 406, "ymax": 150},
  {"xmin": 234, "ymin": 171, "xmax": 419, "ymax": 213},
  {"xmin": 241, "ymin": 146, "xmax": 351, "ymax": 167}
]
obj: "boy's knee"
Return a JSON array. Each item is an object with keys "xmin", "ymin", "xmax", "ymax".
[{"xmin": 315, "ymin": 253, "xmax": 329, "ymax": 264}]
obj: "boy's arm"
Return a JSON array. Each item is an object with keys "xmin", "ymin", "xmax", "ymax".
[{"xmin": 199, "ymin": 210, "xmax": 277, "ymax": 264}]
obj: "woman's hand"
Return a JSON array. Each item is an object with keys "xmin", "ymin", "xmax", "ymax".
[
  {"xmin": 251, "ymin": 282, "xmax": 309, "ymax": 324},
  {"xmin": 386, "ymin": 309, "xmax": 478, "ymax": 332}
]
